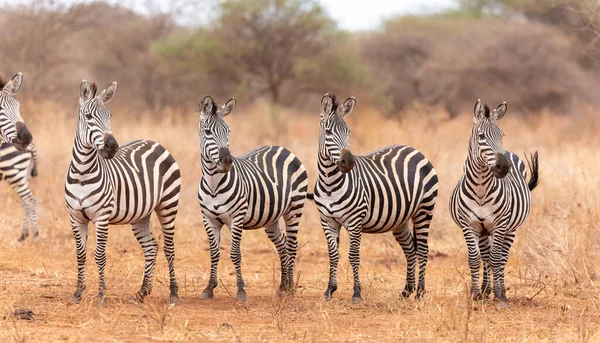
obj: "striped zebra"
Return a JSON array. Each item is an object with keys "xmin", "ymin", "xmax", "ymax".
[
  {"xmin": 449, "ymin": 99, "xmax": 539, "ymax": 304},
  {"xmin": 0, "ymin": 72, "xmax": 33, "ymax": 151},
  {"xmin": 197, "ymin": 95, "xmax": 308, "ymax": 302},
  {"xmin": 0, "ymin": 142, "xmax": 39, "ymax": 241},
  {"xmin": 311, "ymin": 94, "xmax": 439, "ymax": 303},
  {"xmin": 65, "ymin": 80, "xmax": 181, "ymax": 306}
]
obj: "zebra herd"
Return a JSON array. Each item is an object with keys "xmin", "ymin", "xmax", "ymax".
[{"xmin": 0, "ymin": 73, "xmax": 539, "ymax": 307}]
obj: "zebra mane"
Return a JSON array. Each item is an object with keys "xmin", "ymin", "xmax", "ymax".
[
  {"xmin": 329, "ymin": 94, "xmax": 339, "ymax": 113},
  {"xmin": 0, "ymin": 78, "xmax": 5, "ymax": 89},
  {"xmin": 90, "ymin": 83, "xmax": 98, "ymax": 98},
  {"xmin": 483, "ymin": 104, "xmax": 491, "ymax": 118}
]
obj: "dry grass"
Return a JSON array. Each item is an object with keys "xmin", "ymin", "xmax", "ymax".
[{"xmin": 0, "ymin": 100, "xmax": 598, "ymax": 342}]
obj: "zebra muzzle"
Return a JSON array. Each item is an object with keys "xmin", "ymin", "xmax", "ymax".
[
  {"xmin": 217, "ymin": 147, "xmax": 233, "ymax": 172},
  {"xmin": 337, "ymin": 149, "xmax": 356, "ymax": 173},
  {"xmin": 99, "ymin": 133, "xmax": 119, "ymax": 159},
  {"xmin": 492, "ymin": 153, "xmax": 511, "ymax": 178},
  {"xmin": 13, "ymin": 121, "xmax": 32, "ymax": 151}
]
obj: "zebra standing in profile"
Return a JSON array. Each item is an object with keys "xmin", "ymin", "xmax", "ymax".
[
  {"xmin": 0, "ymin": 142, "xmax": 39, "ymax": 241},
  {"xmin": 65, "ymin": 80, "xmax": 181, "ymax": 306},
  {"xmin": 197, "ymin": 95, "xmax": 308, "ymax": 302},
  {"xmin": 449, "ymin": 99, "xmax": 539, "ymax": 304},
  {"xmin": 311, "ymin": 94, "xmax": 438, "ymax": 303}
]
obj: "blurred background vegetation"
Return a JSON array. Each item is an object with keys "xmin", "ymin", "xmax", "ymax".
[{"xmin": 1, "ymin": 0, "xmax": 599, "ymax": 117}]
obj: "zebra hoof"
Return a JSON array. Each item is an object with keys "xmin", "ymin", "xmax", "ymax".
[
  {"xmin": 200, "ymin": 290, "xmax": 214, "ymax": 300},
  {"xmin": 237, "ymin": 291, "xmax": 247, "ymax": 302},
  {"xmin": 71, "ymin": 294, "xmax": 82, "ymax": 304},
  {"xmin": 17, "ymin": 234, "xmax": 28, "ymax": 242},
  {"xmin": 351, "ymin": 296, "xmax": 362, "ymax": 304},
  {"xmin": 170, "ymin": 294, "xmax": 180, "ymax": 305},
  {"xmin": 97, "ymin": 297, "xmax": 107, "ymax": 307}
]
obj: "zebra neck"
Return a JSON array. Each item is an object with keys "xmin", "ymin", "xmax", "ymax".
[
  {"xmin": 317, "ymin": 154, "xmax": 346, "ymax": 195},
  {"xmin": 69, "ymin": 138, "xmax": 107, "ymax": 176},
  {"xmin": 201, "ymin": 155, "xmax": 236, "ymax": 192},
  {"xmin": 464, "ymin": 155, "xmax": 497, "ymax": 197}
]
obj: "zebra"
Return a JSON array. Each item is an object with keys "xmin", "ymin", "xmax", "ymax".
[
  {"xmin": 197, "ymin": 95, "xmax": 308, "ymax": 302},
  {"xmin": 449, "ymin": 99, "xmax": 539, "ymax": 304},
  {"xmin": 0, "ymin": 72, "xmax": 33, "ymax": 151},
  {"xmin": 0, "ymin": 142, "xmax": 39, "ymax": 241},
  {"xmin": 65, "ymin": 80, "xmax": 181, "ymax": 306},
  {"xmin": 311, "ymin": 94, "xmax": 439, "ymax": 303}
]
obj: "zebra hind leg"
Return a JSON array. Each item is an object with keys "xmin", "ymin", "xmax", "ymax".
[
  {"xmin": 131, "ymin": 215, "xmax": 158, "ymax": 304},
  {"xmin": 479, "ymin": 235, "xmax": 492, "ymax": 300},
  {"xmin": 156, "ymin": 204, "xmax": 180, "ymax": 305},
  {"xmin": 265, "ymin": 221, "xmax": 289, "ymax": 296},
  {"xmin": 412, "ymin": 206, "xmax": 434, "ymax": 300},
  {"xmin": 283, "ymin": 202, "xmax": 303, "ymax": 292},
  {"xmin": 393, "ymin": 222, "xmax": 417, "ymax": 299}
]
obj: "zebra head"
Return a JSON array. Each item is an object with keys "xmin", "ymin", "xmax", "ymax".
[
  {"xmin": 471, "ymin": 99, "xmax": 511, "ymax": 178},
  {"xmin": 78, "ymin": 80, "xmax": 119, "ymax": 159},
  {"xmin": 199, "ymin": 95, "xmax": 236, "ymax": 173},
  {"xmin": 0, "ymin": 73, "xmax": 32, "ymax": 151},
  {"xmin": 319, "ymin": 94, "xmax": 356, "ymax": 173}
]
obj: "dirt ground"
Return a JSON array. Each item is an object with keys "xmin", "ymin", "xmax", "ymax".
[{"xmin": 0, "ymin": 102, "xmax": 598, "ymax": 342}]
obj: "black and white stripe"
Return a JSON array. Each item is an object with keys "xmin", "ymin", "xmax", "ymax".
[
  {"xmin": 312, "ymin": 94, "xmax": 439, "ymax": 303},
  {"xmin": 449, "ymin": 99, "xmax": 539, "ymax": 304},
  {"xmin": 0, "ymin": 142, "xmax": 39, "ymax": 241},
  {"xmin": 64, "ymin": 80, "xmax": 181, "ymax": 305},
  {"xmin": 197, "ymin": 95, "xmax": 308, "ymax": 302}
]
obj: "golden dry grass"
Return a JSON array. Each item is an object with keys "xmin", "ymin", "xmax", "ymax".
[{"xmin": 0, "ymin": 100, "xmax": 599, "ymax": 342}]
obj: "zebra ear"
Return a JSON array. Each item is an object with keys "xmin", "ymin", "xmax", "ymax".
[
  {"xmin": 3, "ymin": 72, "xmax": 23, "ymax": 96},
  {"xmin": 220, "ymin": 98, "xmax": 236, "ymax": 117},
  {"xmin": 321, "ymin": 94, "xmax": 333, "ymax": 118},
  {"xmin": 493, "ymin": 102, "xmax": 507, "ymax": 121},
  {"xmin": 99, "ymin": 82, "xmax": 118, "ymax": 104},
  {"xmin": 339, "ymin": 97, "xmax": 356, "ymax": 117},
  {"xmin": 200, "ymin": 95, "xmax": 214, "ymax": 116},
  {"xmin": 473, "ymin": 99, "xmax": 486, "ymax": 123},
  {"xmin": 80, "ymin": 80, "xmax": 94, "ymax": 105}
]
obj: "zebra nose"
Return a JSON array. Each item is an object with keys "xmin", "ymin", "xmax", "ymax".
[
  {"xmin": 337, "ymin": 149, "xmax": 355, "ymax": 173},
  {"xmin": 492, "ymin": 153, "xmax": 511, "ymax": 178},
  {"xmin": 218, "ymin": 147, "xmax": 233, "ymax": 172},
  {"xmin": 99, "ymin": 133, "xmax": 119, "ymax": 159},
  {"xmin": 14, "ymin": 121, "xmax": 32, "ymax": 151}
]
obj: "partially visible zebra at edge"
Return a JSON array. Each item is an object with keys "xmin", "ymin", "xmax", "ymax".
[
  {"xmin": 449, "ymin": 99, "xmax": 540, "ymax": 305},
  {"xmin": 197, "ymin": 95, "xmax": 308, "ymax": 302},
  {"xmin": 309, "ymin": 94, "xmax": 439, "ymax": 303},
  {"xmin": 0, "ymin": 72, "xmax": 33, "ymax": 151},
  {"xmin": 65, "ymin": 80, "xmax": 181, "ymax": 306},
  {"xmin": 0, "ymin": 142, "xmax": 39, "ymax": 241}
]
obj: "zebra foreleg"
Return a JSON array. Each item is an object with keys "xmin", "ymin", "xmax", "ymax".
[
  {"xmin": 230, "ymin": 222, "xmax": 247, "ymax": 301},
  {"xmin": 490, "ymin": 229, "xmax": 509, "ymax": 304},
  {"xmin": 496, "ymin": 231, "xmax": 516, "ymax": 304},
  {"xmin": 201, "ymin": 219, "xmax": 221, "ymax": 299},
  {"xmin": 132, "ymin": 216, "xmax": 158, "ymax": 303},
  {"xmin": 265, "ymin": 221, "xmax": 289, "ymax": 295},
  {"xmin": 463, "ymin": 229, "xmax": 483, "ymax": 300},
  {"xmin": 71, "ymin": 218, "xmax": 89, "ymax": 304},
  {"xmin": 322, "ymin": 220, "xmax": 341, "ymax": 301},
  {"xmin": 479, "ymin": 235, "xmax": 492, "ymax": 299},
  {"xmin": 348, "ymin": 223, "xmax": 363, "ymax": 303},
  {"xmin": 393, "ymin": 223, "xmax": 417, "ymax": 299},
  {"xmin": 93, "ymin": 218, "xmax": 110, "ymax": 306}
]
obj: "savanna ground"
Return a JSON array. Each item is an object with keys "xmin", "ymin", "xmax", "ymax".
[{"xmin": 0, "ymin": 101, "xmax": 599, "ymax": 342}]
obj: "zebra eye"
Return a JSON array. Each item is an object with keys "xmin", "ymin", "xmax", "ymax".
[
  {"xmin": 325, "ymin": 129, "xmax": 332, "ymax": 134},
  {"xmin": 478, "ymin": 133, "xmax": 485, "ymax": 139},
  {"xmin": 204, "ymin": 129, "xmax": 211, "ymax": 134}
]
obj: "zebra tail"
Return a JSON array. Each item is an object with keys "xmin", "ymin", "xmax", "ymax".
[
  {"xmin": 525, "ymin": 151, "xmax": 539, "ymax": 191},
  {"xmin": 306, "ymin": 193, "xmax": 314, "ymax": 201}
]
